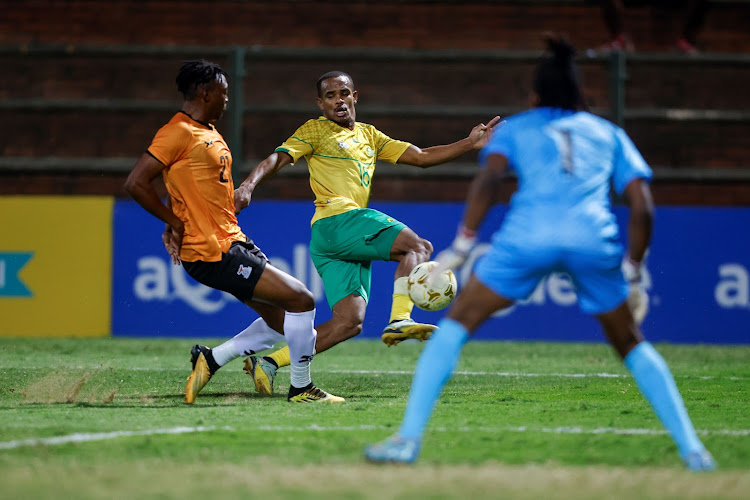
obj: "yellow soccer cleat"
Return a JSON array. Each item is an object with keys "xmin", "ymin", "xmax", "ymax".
[
  {"xmin": 243, "ymin": 356, "xmax": 277, "ymax": 395},
  {"xmin": 381, "ymin": 319, "xmax": 436, "ymax": 347},
  {"xmin": 288, "ymin": 383, "xmax": 345, "ymax": 403},
  {"xmin": 185, "ymin": 345, "xmax": 216, "ymax": 404}
]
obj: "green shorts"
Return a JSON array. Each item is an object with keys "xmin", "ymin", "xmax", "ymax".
[{"xmin": 310, "ymin": 208, "xmax": 406, "ymax": 309}]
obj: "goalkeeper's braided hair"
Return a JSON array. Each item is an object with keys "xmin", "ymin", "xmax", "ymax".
[
  {"xmin": 176, "ymin": 60, "xmax": 228, "ymax": 99},
  {"xmin": 533, "ymin": 35, "xmax": 582, "ymax": 111}
]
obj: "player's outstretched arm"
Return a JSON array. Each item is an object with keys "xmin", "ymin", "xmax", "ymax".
[
  {"xmin": 234, "ymin": 151, "xmax": 294, "ymax": 214},
  {"xmin": 397, "ymin": 116, "xmax": 502, "ymax": 168}
]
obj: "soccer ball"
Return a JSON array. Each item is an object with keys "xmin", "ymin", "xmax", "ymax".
[{"xmin": 408, "ymin": 261, "xmax": 458, "ymax": 311}]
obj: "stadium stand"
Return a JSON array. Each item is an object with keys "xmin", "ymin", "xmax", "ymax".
[{"xmin": 1, "ymin": 0, "xmax": 749, "ymax": 204}]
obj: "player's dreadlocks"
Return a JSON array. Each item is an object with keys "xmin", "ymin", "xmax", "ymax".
[
  {"xmin": 533, "ymin": 35, "xmax": 583, "ymax": 111},
  {"xmin": 316, "ymin": 70, "xmax": 354, "ymax": 97},
  {"xmin": 176, "ymin": 60, "xmax": 228, "ymax": 99}
]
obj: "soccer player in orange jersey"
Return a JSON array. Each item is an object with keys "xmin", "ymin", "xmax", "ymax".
[{"xmin": 125, "ymin": 60, "xmax": 343, "ymax": 404}]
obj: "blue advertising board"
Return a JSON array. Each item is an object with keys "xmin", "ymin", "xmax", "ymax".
[{"xmin": 113, "ymin": 200, "xmax": 749, "ymax": 344}]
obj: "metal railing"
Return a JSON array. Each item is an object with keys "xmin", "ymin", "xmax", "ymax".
[{"xmin": 2, "ymin": 43, "xmax": 749, "ymax": 181}]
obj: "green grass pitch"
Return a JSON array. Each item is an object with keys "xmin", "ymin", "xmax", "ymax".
[{"xmin": 0, "ymin": 337, "xmax": 748, "ymax": 499}]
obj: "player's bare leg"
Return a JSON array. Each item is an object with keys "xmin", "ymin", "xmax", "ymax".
[{"xmin": 315, "ymin": 295, "xmax": 367, "ymax": 352}]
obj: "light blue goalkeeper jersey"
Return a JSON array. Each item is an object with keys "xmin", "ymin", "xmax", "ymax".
[{"xmin": 479, "ymin": 107, "xmax": 652, "ymax": 250}]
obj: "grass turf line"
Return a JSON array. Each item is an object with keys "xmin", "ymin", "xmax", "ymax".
[{"xmin": 0, "ymin": 337, "xmax": 747, "ymax": 499}]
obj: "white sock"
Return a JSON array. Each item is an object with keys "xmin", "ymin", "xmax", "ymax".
[
  {"xmin": 394, "ymin": 276, "xmax": 409, "ymax": 295},
  {"xmin": 211, "ymin": 318, "xmax": 284, "ymax": 367},
  {"xmin": 290, "ymin": 363, "xmax": 311, "ymax": 390},
  {"xmin": 285, "ymin": 309, "xmax": 316, "ymax": 388}
]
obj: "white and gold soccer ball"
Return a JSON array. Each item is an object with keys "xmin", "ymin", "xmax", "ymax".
[{"xmin": 408, "ymin": 261, "xmax": 458, "ymax": 312}]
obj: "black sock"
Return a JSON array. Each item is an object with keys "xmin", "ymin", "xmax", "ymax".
[
  {"xmin": 204, "ymin": 349, "xmax": 221, "ymax": 373},
  {"xmin": 192, "ymin": 345, "xmax": 220, "ymax": 373},
  {"xmin": 287, "ymin": 382, "xmax": 314, "ymax": 398}
]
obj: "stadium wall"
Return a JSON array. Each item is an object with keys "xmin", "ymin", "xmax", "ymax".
[
  {"xmin": 2, "ymin": 2, "xmax": 749, "ymax": 204},
  {"xmin": 2, "ymin": 1, "xmax": 749, "ymax": 53}
]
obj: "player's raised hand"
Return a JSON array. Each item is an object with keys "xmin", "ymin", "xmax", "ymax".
[
  {"xmin": 428, "ymin": 225, "xmax": 477, "ymax": 285},
  {"xmin": 234, "ymin": 185, "xmax": 253, "ymax": 214},
  {"xmin": 469, "ymin": 116, "xmax": 503, "ymax": 149}
]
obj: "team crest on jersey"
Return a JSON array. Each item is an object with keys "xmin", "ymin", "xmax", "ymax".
[
  {"xmin": 237, "ymin": 264, "xmax": 252, "ymax": 279},
  {"xmin": 338, "ymin": 141, "xmax": 349, "ymax": 149},
  {"xmin": 365, "ymin": 146, "xmax": 375, "ymax": 158}
]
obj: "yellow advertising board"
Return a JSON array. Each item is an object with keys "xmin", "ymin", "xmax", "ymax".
[{"xmin": 0, "ymin": 196, "xmax": 112, "ymax": 337}]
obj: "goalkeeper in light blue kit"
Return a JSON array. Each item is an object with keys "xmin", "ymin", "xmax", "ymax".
[{"xmin": 365, "ymin": 35, "xmax": 715, "ymax": 471}]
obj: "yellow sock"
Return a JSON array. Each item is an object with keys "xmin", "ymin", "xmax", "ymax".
[
  {"xmin": 390, "ymin": 277, "xmax": 414, "ymax": 322},
  {"xmin": 267, "ymin": 345, "xmax": 291, "ymax": 368}
]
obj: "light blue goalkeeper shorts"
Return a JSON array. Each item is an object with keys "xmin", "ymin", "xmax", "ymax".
[{"xmin": 474, "ymin": 238, "xmax": 629, "ymax": 315}]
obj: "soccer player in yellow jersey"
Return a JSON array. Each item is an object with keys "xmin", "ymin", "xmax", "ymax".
[
  {"xmin": 125, "ymin": 60, "xmax": 343, "ymax": 404},
  {"xmin": 236, "ymin": 71, "xmax": 500, "ymax": 395}
]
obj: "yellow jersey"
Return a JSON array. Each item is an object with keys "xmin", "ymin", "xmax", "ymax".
[
  {"xmin": 148, "ymin": 112, "xmax": 246, "ymax": 262},
  {"xmin": 276, "ymin": 117, "xmax": 410, "ymax": 225}
]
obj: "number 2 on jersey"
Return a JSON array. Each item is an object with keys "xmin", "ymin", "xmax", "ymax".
[{"xmin": 219, "ymin": 155, "xmax": 229, "ymax": 183}]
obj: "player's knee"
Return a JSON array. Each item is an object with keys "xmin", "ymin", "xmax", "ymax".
[
  {"xmin": 346, "ymin": 321, "xmax": 363, "ymax": 339},
  {"xmin": 286, "ymin": 288, "xmax": 315, "ymax": 312},
  {"xmin": 337, "ymin": 316, "xmax": 363, "ymax": 340},
  {"xmin": 412, "ymin": 237, "xmax": 433, "ymax": 261},
  {"xmin": 422, "ymin": 238, "xmax": 433, "ymax": 257}
]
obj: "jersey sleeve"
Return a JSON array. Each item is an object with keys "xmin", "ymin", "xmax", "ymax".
[
  {"xmin": 275, "ymin": 121, "xmax": 315, "ymax": 163},
  {"xmin": 372, "ymin": 128, "xmax": 410, "ymax": 164},
  {"xmin": 147, "ymin": 122, "xmax": 192, "ymax": 167},
  {"xmin": 612, "ymin": 127, "xmax": 653, "ymax": 195},
  {"xmin": 478, "ymin": 120, "xmax": 515, "ymax": 169}
]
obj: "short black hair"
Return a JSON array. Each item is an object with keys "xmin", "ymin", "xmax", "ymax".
[
  {"xmin": 176, "ymin": 60, "xmax": 228, "ymax": 99},
  {"xmin": 533, "ymin": 35, "xmax": 582, "ymax": 111},
  {"xmin": 316, "ymin": 71, "xmax": 354, "ymax": 97}
]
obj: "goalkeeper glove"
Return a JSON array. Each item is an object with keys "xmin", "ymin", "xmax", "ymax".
[
  {"xmin": 430, "ymin": 225, "xmax": 477, "ymax": 280},
  {"xmin": 622, "ymin": 255, "xmax": 649, "ymax": 325}
]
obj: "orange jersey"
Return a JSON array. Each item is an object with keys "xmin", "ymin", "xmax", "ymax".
[{"xmin": 148, "ymin": 112, "xmax": 245, "ymax": 262}]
